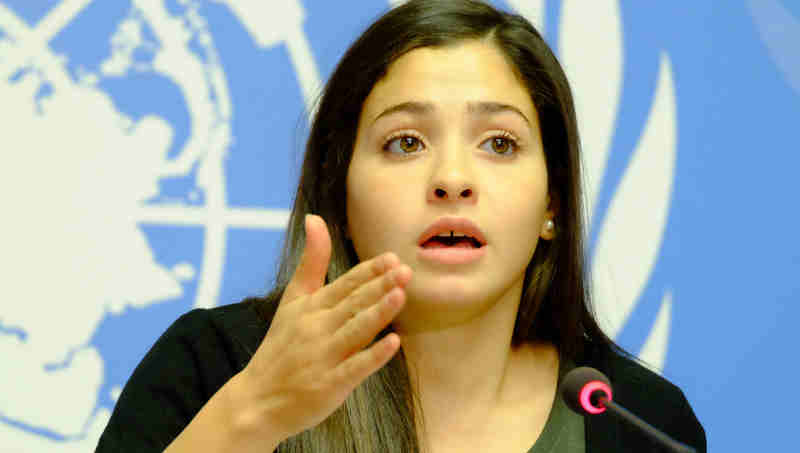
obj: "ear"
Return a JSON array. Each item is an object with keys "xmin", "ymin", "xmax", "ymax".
[{"xmin": 540, "ymin": 193, "xmax": 557, "ymax": 240}]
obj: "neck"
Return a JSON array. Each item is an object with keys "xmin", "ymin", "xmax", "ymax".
[
  {"xmin": 393, "ymin": 283, "xmax": 559, "ymax": 440},
  {"xmin": 400, "ymin": 298, "xmax": 517, "ymax": 414}
]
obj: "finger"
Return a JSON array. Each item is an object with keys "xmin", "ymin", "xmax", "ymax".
[
  {"xmin": 312, "ymin": 251, "xmax": 400, "ymax": 310},
  {"xmin": 328, "ymin": 332, "xmax": 400, "ymax": 391},
  {"xmin": 283, "ymin": 214, "xmax": 332, "ymax": 302},
  {"xmin": 326, "ymin": 264, "xmax": 411, "ymax": 327},
  {"xmin": 329, "ymin": 286, "xmax": 405, "ymax": 362}
]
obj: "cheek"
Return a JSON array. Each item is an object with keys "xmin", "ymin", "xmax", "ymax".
[
  {"xmin": 487, "ymin": 166, "xmax": 548, "ymax": 213},
  {"xmin": 485, "ymin": 169, "xmax": 548, "ymax": 245},
  {"xmin": 346, "ymin": 167, "xmax": 416, "ymax": 259}
]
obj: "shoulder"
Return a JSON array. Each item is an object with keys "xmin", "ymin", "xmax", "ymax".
[
  {"xmin": 141, "ymin": 299, "xmax": 271, "ymax": 377},
  {"xmin": 165, "ymin": 297, "xmax": 268, "ymax": 338},
  {"xmin": 598, "ymin": 346, "xmax": 681, "ymax": 407},
  {"xmin": 581, "ymin": 341, "xmax": 707, "ymax": 452},
  {"xmin": 95, "ymin": 299, "xmax": 271, "ymax": 452},
  {"xmin": 169, "ymin": 298, "xmax": 270, "ymax": 360}
]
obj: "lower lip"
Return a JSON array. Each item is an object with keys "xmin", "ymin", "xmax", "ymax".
[{"xmin": 417, "ymin": 245, "xmax": 487, "ymax": 265}]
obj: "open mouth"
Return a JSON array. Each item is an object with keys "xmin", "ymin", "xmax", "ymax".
[{"xmin": 421, "ymin": 232, "xmax": 484, "ymax": 249}]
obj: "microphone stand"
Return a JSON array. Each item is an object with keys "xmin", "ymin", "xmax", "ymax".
[{"xmin": 597, "ymin": 395, "xmax": 697, "ymax": 453}]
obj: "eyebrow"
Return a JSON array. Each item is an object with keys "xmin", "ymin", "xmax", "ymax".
[{"xmin": 371, "ymin": 101, "xmax": 531, "ymax": 126}]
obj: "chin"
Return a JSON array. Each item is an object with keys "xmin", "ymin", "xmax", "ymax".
[{"xmin": 406, "ymin": 276, "xmax": 491, "ymax": 310}]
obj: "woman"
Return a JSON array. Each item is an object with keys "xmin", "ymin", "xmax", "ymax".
[{"xmin": 95, "ymin": 1, "xmax": 706, "ymax": 452}]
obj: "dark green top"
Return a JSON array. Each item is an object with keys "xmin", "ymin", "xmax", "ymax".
[{"xmin": 527, "ymin": 377, "xmax": 585, "ymax": 453}]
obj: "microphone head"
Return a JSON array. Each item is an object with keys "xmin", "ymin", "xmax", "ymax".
[{"xmin": 561, "ymin": 366, "xmax": 613, "ymax": 415}]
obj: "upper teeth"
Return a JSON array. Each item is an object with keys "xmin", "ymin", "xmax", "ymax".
[{"xmin": 440, "ymin": 231, "xmax": 467, "ymax": 238}]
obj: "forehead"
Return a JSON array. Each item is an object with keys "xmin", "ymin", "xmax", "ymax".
[{"xmin": 361, "ymin": 40, "xmax": 536, "ymax": 122}]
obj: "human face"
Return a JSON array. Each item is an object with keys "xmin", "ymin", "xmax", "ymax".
[{"xmin": 346, "ymin": 40, "xmax": 554, "ymax": 330}]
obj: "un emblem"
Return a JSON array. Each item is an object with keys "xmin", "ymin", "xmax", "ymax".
[{"xmin": 0, "ymin": 0, "xmax": 293, "ymax": 449}]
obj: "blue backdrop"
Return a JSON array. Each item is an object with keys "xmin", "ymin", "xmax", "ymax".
[{"xmin": 1, "ymin": 1, "xmax": 797, "ymax": 451}]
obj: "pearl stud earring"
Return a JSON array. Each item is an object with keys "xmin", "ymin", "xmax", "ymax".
[{"xmin": 545, "ymin": 219, "xmax": 554, "ymax": 231}]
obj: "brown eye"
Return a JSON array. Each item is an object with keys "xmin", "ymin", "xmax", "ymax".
[
  {"xmin": 400, "ymin": 136, "xmax": 420, "ymax": 152},
  {"xmin": 384, "ymin": 135, "xmax": 423, "ymax": 154},
  {"xmin": 492, "ymin": 137, "xmax": 510, "ymax": 154},
  {"xmin": 479, "ymin": 135, "xmax": 518, "ymax": 156}
]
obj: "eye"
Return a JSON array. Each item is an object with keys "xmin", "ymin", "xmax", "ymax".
[
  {"xmin": 479, "ymin": 132, "xmax": 519, "ymax": 156},
  {"xmin": 383, "ymin": 133, "xmax": 425, "ymax": 155}
]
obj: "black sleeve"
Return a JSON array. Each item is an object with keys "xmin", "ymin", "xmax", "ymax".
[
  {"xmin": 584, "ymin": 341, "xmax": 707, "ymax": 453},
  {"xmin": 667, "ymin": 386, "xmax": 707, "ymax": 453},
  {"xmin": 614, "ymin": 357, "xmax": 707, "ymax": 453},
  {"xmin": 94, "ymin": 307, "xmax": 257, "ymax": 452}
]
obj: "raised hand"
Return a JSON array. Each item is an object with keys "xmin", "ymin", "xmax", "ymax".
[{"xmin": 236, "ymin": 214, "xmax": 411, "ymax": 443}]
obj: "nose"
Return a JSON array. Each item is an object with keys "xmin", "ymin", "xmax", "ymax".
[
  {"xmin": 431, "ymin": 186, "xmax": 473, "ymax": 200},
  {"xmin": 426, "ymin": 146, "xmax": 477, "ymax": 204}
]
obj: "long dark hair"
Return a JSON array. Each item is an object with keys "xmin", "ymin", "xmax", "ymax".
[{"xmin": 252, "ymin": 1, "xmax": 617, "ymax": 451}]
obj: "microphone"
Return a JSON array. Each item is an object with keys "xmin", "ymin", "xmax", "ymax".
[{"xmin": 561, "ymin": 367, "xmax": 697, "ymax": 453}]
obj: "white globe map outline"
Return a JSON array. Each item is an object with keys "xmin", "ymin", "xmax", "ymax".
[{"xmin": 0, "ymin": 0, "xmax": 675, "ymax": 450}]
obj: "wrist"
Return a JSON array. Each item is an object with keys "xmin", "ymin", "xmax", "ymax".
[
  {"xmin": 163, "ymin": 371, "xmax": 283, "ymax": 453},
  {"xmin": 220, "ymin": 371, "xmax": 286, "ymax": 450}
]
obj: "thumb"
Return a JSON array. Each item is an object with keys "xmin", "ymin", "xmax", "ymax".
[{"xmin": 284, "ymin": 214, "xmax": 332, "ymax": 301}]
